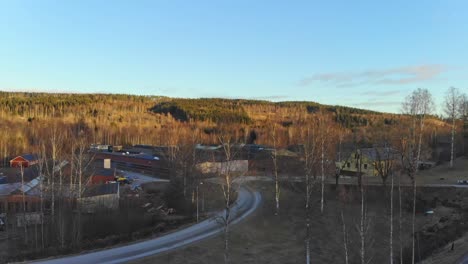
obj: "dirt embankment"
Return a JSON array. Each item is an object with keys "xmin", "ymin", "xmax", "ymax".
[
  {"xmin": 125, "ymin": 178, "xmax": 468, "ymax": 264},
  {"xmin": 360, "ymin": 185, "xmax": 468, "ymax": 263},
  {"xmin": 415, "ymin": 187, "xmax": 468, "ymax": 263}
]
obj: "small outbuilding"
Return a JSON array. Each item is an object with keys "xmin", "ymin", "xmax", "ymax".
[{"xmin": 10, "ymin": 154, "xmax": 39, "ymax": 168}]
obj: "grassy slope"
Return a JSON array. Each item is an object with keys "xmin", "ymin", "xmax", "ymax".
[
  {"xmin": 132, "ymin": 157, "xmax": 468, "ymax": 264},
  {"xmin": 131, "ymin": 182, "xmax": 418, "ymax": 264}
]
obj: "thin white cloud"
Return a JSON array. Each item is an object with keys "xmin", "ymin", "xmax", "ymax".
[
  {"xmin": 198, "ymin": 94, "xmax": 290, "ymax": 101},
  {"xmin": 1, "ymin": 87, "xmax": 84, "ymax": 94},
  {"xmin": 247, "ymin": 95, "xmax": 290, "ymax": 101},
  {"xmin": 300, "ymin": 64, "xmax": 449, "ymax": 87},
  {"xmin": 351, "ymin": 101, "xmax": 402, "ymax": 107},
  {"xmin": 359, "ymin": 89, "xmax": 401, "ymax": 96}
]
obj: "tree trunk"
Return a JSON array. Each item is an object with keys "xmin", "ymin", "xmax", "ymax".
[
  {"xmin": 271, "ymin": 125, "xmax": 280, "ymax": 216},
  {"xmin": 358, "ymin": 153, "xmax": 363, "ymax": 190},
  {"xmin": 183, "ymin": 171, "xmax": 187, "ymax": 198},
  {"xmin": 320, "ymin": 141, "xmax": 325, "ymax": 213},
  {"xmin": 224, "ymin": 220, "xmax": 230, "ymax": 264},
  {"xmin": 273, "ymin": 149, "xmax": 280, "ymax": 215},
  {"xmin": 275, "ymin": 176, "xmax": 280, "ymax": 215},
  {"xmin": 196, "ymin": 185, "xmax": 199, "ymax": 222},
  {"xmin": 450, "ymin": 117, "xmax": 455, "ymax": 168},
  {"xmin": 416, "ymin": 118, "xmax": 425, "ymax": 166},
  {"xmin": 399, "ymin": 173, "xmax": 403, "ymax": 264},
  {"xmin": 390, "ymin": 171, "xmax": 394, "ymax": 264},
  {"xmin": 306, "ymin": 206, "xmax": 311, "ymax": 264},
  {"xmin": 360, "ymin": 180, "xmax": 365, "ymax": 264},
  {"xmin": 21, "ymin": 165, "xmax": 28, "ymax": 244},
  {"xmin": 341, "ymin": 210, "xmax": 349, "ymax": 264},
  {"xmin": 412, "ymin": 178, "xmax": 416, "ymax": 264}
]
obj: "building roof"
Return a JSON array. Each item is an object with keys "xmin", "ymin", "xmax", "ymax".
[
  {"xmin": 22, "ymin": 154, "xmax": 38, "ymax": 162},
  {"xmin": 133, "ymin": 144, "xmax": 155, "ymax": 149},
  {"xmin": 10, "ymin": 154, "xmax": 38, "ymax": 162},
  {"xmin": 94, "ymin": 168, "xmax": 115, "ymax": 177},
  {"xmin": 94, "ymin": 151, "xmax": 160, "ymax": 161},
  {"xmin": 82, "ymin": 182, "xmax": 119, "ymax": 198},
  {"xmin": 18, "ymin": 176, "xmax": 43, "ymax": 194},
  {"xmin": 0, "ymin": 182, "xmax": 22, "ymax": 196},
  {"xmin": 0, "ymin": 176, "xmax": 43, "ymax": 197},
  {"xmin": 359, "ymin": 147, "xmax": 399, "ymax": 161},
  {"xmin": 0, "ymin": 166, "xmax": 40, "ymax": 183}
]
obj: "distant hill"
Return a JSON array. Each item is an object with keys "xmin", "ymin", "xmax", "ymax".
[
  {"xmin": 150, "ymin": 97, "xmax": 384, "ymax": 127},
  {"xmin": 0, "ymin": 91, "xmax": 389, "ymax": 128},
  {"xmin": 0, "ymin": 91, "xmax": 451, "ymax": 165},
  {"xmin": 150, "ymin": 98, "xmax": 252, "ymax": 123}
]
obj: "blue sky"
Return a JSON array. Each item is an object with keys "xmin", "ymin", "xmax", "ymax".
[{"xmin": 0, "ymin": 0, "xmax": 467, "ymax": 113}]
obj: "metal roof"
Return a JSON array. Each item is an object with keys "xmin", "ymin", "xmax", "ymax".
[{"xmin": 82, "ymin": 182, "xmax": 119, "ymax": 197}]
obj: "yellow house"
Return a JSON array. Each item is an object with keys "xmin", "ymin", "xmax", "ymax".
[{"xmin": 336, "ymin": 148, "xmax": 398, "ymax": 177}]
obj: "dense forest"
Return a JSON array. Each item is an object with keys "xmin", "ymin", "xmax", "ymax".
[{"xmin": 0, "ymin": 91, "xmax": 452, "ymax": 166}]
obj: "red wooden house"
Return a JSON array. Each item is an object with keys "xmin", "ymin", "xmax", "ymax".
[{"xmin": 9, "ymin": 154, "xmax": 39, "ymax": 168}]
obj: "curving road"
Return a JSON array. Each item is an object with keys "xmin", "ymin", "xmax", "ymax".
[{"xmin": 33, "ymin": 186, "xmax": 261, "ymax": 264}]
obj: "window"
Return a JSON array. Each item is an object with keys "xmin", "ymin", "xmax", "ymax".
[
  {"xmin": 347, "ymin": 162, "xmax": 350, "ymax": 168},
  {"xmin": 364, "ymin": 164, "xmax": 368, "ymax": 169}
]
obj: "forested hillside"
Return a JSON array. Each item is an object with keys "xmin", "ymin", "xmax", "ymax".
[{"xmin": 0, "ymin": 92, "xmax": 450, "ymax": 166}]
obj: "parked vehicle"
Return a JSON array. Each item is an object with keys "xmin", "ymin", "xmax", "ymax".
[
  {"xmin": 424, "ymin": 209, "xmax": 434, "ymax": 216},
  {"xmin": 457, "ymin": 180, "xmax": 468, "ymax": 185},
  {"xmin": 115, "ymin": 176, "xmax": 133, "ymax": 184}
]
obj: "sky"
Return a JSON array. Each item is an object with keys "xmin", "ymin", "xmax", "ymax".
[{"xmin": 0, "ymin": 0, "xmax": 467, "ymax": 113}]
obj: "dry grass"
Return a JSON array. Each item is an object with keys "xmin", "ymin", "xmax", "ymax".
[
  {"xmin": 421, "ymin": 235, "xmax": 468, "ymax": 264},
  {"xmin": 415, "ymin": 156, "xmax": 468, "ymax": 185},
  {"xmin": 333, "ymin": 156, "xmax": 468, "ymax": 187},
  {"xmin": 131, "ymin": 182, "xmax": 421, "ymax": 264}
]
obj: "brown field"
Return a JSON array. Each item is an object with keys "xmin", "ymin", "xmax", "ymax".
[
  {"xmin": 131, "ymin": 181, "xmax": 447, "ymax": 264},
  {"xmin": 415, "ymin": 157, "xmax": 468, "ymax": 185},
  {"xmin": 333, "ymin": 156, "xmax": 468, "ymax": 187}
]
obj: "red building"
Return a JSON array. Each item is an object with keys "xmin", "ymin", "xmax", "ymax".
[
  {"xmin": 9, "ymin": 154, "xmax": 39, "ymax": 168},
  {"xmin": 93, "ymin": 152, "xmax": 169, "ymax": 178},
  {"xmin": 89, "ymin": 169, "xmax": 116, "ymax": 185}
]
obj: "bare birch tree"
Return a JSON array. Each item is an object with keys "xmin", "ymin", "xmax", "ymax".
[
  {"xmin": 300, "ymin": 123, "xmax": 319, "ymax": 264},
  {"xmin": 357, "ymin": 150, "xmax": 366, "ymax": 264},
  {"xmin": 37, "ymin": 145, "xmax": 46, "ymax": 249},
  {"xmin": 269, "ymin": 123, "xmax": 281, "ymax": 215},
  {"xmin": 335, "ymin": 128, "xmax": 348, "ymax": 186},
  {"xmin": 374, "ymin": 147, "xmax": 395, "ymax": 187},
  {"xmin": 216, "ymin": 133, "xmax": 242, "ymax": 264},
  {"xmin": 338, "ymin": 186, "xmax": 350, "ymax": 264},
  {"xmin": 460, "ymin": 94, "xmax": 468, "ymax": 155},
  {"xmin": 401, "ymin": 88, "xmax": 434, "ymax": 264},
  {"xmin": 20, "ymin": 163, "xmax": 28, "ymax": 243},
  {"xmin": 72, "ymin": 135, "xmax": 94, "ymax": 247},
  {"xmin": 443, "ymin": 87, "xmax": 462, "ymax": 168},
  {"xmin": 389, "ymin": 170, "xmax": 395, "ymax": 264},
  {"xmin": 319, "ymin": 115, "xmax": 328, "ymax": 214}
]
